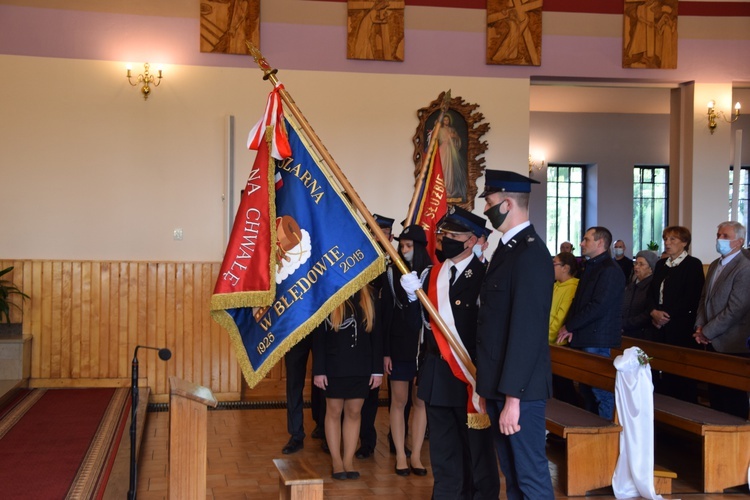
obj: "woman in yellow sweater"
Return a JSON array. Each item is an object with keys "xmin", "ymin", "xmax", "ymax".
[
  {"xmin": 549, "ymin": 252, "xmax": 579, "ymax": 344},
  {"xmin": 549, "ymin": 252, "xmax": 579, "ymax": 406}
]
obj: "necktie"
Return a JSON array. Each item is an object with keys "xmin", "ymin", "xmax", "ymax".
[{"xmin": 449, "ymin": 265, "xmax": 457, "ymax": 285}]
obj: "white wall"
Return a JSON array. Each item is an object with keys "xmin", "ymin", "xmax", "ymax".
[{"xmin": 0, "ymin": 55, "xmax": 530, "ymax": 261}]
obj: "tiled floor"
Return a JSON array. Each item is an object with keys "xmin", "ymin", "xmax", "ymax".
[{"xmin": 135, "ymin": 407, "xmax": 749, "ymax": 499}]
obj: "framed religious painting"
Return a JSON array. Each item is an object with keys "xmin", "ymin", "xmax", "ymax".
[
  {"xmin": 412, "ymin": 92, "xmax": 489, "ymax": 210},
  {"xmin": 200, "ymin": 0, "xmax": 260, "ymax": 54}
]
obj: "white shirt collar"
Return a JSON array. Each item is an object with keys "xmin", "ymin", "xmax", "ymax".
[{"xmin": 500, "ymin": 221, "xmax": 531, "ymax": 245}]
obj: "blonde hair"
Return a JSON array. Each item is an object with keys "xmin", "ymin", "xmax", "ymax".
[{"xmin": 329, "ymin": 285, "xmax": 375, "ymax": 333}]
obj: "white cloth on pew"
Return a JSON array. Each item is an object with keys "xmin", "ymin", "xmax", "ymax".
[{"xmin": 612, "ymin": 346, "xmax": 664, "ymax": 500}]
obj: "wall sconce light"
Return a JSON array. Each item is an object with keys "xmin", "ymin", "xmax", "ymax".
[
  {"xmin": 126, "ymin": 63, "xmax": 163, "ymax": 100},
  {"xmin": 529, "ymin": 153, "xmax": 546, "ymax": 175},
  {"xmin": 707, "ymin": 100, "xmax": 741, "ymax": 134}
]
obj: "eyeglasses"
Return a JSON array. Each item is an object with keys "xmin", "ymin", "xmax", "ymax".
[{"xmin": 552, "ymin": 262, "xmax": 563, "ymax": 267}]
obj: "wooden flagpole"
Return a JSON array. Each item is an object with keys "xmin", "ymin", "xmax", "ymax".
[
  {"xmin": 246, "ymin": 43, "xmax": 478, "ymax": 379},
  {"xmin": 404, "ymin": 91, "xmax": 451, "ymax": 225}
]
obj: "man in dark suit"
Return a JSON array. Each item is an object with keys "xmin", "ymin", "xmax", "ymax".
[
  {"xmin": 402, "ymin": 205, "xmax": 499, "ymax": 499},
  {"xmin": 693, "ymin": 221, "xmax": 750, "ymax": 418},
  {"xmin": 557, "ymin": 226, "xmax": 624, "ymax": 420},
  {"xmin": 281, "ymin": 334, "xmax": 323, "ymax": 454},
  {"xmin": 475, "ymin": 170, "xmax": 555, "ymax": 500}
]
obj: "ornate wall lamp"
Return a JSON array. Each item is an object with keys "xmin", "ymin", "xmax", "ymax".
[
  {"xmin": 529, "ymin": 152, "xmax": 546, "ymax": 175},
  {"xmin": 707, "ymin": 100, "xmax": 741, "ymax": 134},
  {"xmin": 126, "ymin": 63, "xmax": 163, "ymax": 100}
]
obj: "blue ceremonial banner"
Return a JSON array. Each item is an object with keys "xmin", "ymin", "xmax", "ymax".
[{"xmin": 215, "ymin": 118, "xmax": 385, "ymax": 388}]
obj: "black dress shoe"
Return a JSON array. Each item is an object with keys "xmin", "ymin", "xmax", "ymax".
[
  {"xmin": 346, "ymin": 471, "xmax": 360, "ymax": 480},
  {"xmin": 331, "ymin": 471, "xmax": 347, "ymax": 480},
  {"xmin": 311, "ymin": 426, "xmax": 324, "ymax": 439},
  {"xmin": 355, "ymin": 446, "xmax": 372, "ymax": 459},
  {"xmin": 395, "ymin": 466, "xmax": 411, "ymax": 477},
  {"xmin": 410, "ymin": 466, "xmax": 428, "ymax": 476},
  {"xmin": 282, "ymin": 438, "xmax": 303, "ymax": 455}
]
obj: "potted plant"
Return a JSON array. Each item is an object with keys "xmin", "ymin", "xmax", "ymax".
[
  {"xmin": 0, "ymin": 266, "xmax": 29, "ymax": 338},
  {"xmin": 647, "ymin": 241, "xmax": 660, "ymax": 252}
]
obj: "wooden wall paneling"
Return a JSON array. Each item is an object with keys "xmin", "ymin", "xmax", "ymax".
[
  {"xmin": 115, "ymin": 262, "xmax": 127, "ymax": 378},
  {"xmin": 99, "ymin": 262, "xmax": 111, "ymax": 378},
  {"xmin": 125, "ymin": 262, "xmax": 137, "ymax": 378},
  {"xmin": 80, "ymin": 261, "xmax": 92, "ymax": 378},
  {"xmin": 5, "ymin": 259, "xmax": 283, "ymax": 400},
  {"xmin": 192, "ymin": 263, "xmax": 203, "ymax": 386},
  {"xmin": 173, "ymin": 263, "xmax": 184, "ymax": 385},
  {"xmin": 182, "ymin": 263, "xmax": 194, "ymax": 385},
  {"xmin": 201, "ymin": 263, "xmax": 213, "ymax": 390},
  {"xmin": 156, "ymin": 263, "xmax": 167, "ymax": 394},
  {"xmin": 163, "ymin": 262, "xmax": 175, "ymax": 395},
  {"xmin": 147, "ymin": 263, "xmax": 158, "ymax": 389},
  {"xmin": 60, "ymin": 261, "xmax": 72, "ymax": 377},
  {"xmin": 91, "ymin": 262, "xmax": 102, "ymax": 378}
]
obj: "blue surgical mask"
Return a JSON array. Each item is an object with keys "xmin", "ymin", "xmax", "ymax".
[
  {"xmin": 472, "ymin": 244, "xmax": 483, "ymax": 259},
  {"xmin": 715, "ymin": 238, "xmax": 734, "ymax": 256}
]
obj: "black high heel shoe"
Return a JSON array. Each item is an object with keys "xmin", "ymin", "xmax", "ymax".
[{"xmin": 331, "ymin": 471, "xmax": 347, "ymax": 480}]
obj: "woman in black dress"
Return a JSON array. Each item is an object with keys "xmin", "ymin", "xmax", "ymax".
[
  {"xmin": 385, "ymin": 225, "xmax": 430, "ymax": 476},
  {"xmin": 313, "ymin": 286, "xmax": 382, "ymax": 480},
  {"xmin": 648, "ymin": 226, "xmax": 704, "ymax": 402}
]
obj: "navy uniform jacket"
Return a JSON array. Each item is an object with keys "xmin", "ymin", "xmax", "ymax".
[
  {"xmin": 475, "ymin": 225, "xmax": 554, "ymax": 401},
  {"xmin": 411, "ymin": 256, "xmax": 486, "ymax": 408}
]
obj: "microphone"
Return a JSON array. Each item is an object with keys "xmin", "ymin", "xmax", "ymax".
[
  {"xmin": 129, "ymin": 345, "xmax": 172, "ymax": 500},
  {"xmin": 134, "ymin": 345, "xmax": 172, "ymax": 361}
]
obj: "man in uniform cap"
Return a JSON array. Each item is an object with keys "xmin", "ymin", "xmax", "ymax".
[
  {"xmin": 400, "ymin": 204, "xmax": 500, "ymax": 499},
  {"xmin": 475, "ymin": 170, "xmax": 555, "ymax": 499}
]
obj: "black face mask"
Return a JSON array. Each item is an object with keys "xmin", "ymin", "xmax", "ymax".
[
  {"xmin": 440, "ymin": 236, "xmax": 467, "ymax": 260},
  {"xmin": 484, "ymin": 201, "xmax": 508, "ymax": 230}
]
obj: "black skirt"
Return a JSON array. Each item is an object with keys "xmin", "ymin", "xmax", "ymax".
[
  {"xmin": 325, "ymin": 375, "xmax": 370, "ymax": 399},
  {"xmin": 389, "ymin": 358, "xmax": 417, "ymax": 382}
]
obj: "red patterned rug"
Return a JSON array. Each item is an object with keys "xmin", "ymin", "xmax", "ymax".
[{"xmin": 0, "ymin": 387, "xmax": 130, "ymax": 499}]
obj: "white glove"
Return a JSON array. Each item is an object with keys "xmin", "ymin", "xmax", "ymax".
[{"xmin": 400, "ymin": 271, "xmax": 421, "ymax": 302}]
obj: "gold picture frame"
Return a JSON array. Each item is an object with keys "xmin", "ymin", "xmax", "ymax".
[{"xmin": 412, "ymin": 92, "xmax": 489, "ymax": 210}]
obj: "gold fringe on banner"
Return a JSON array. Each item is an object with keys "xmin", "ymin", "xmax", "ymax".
[{"xmin": 467, "ymin": 412, "xmax": 491, "ymax": 430}]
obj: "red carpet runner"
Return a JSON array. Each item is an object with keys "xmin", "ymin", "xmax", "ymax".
[{"xmin": 0, "ymin": 388, "xmax": 130, "ymax": 499}]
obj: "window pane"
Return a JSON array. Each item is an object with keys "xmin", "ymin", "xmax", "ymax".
[
  {"xmin": 728, "ymin": 166, "xmax": 750, "ymax": 230},
  {"xmin": 547, "ymin": 164, "xmax": 585, "ymax": 255},
  {"xmin": 633, "ymin": 166, "xmax": 668, "ymax": 253}
]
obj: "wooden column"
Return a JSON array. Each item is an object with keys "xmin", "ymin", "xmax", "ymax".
[{"xmin": 168, "ymin": 376, "xmax": 218, "ymax": 499}]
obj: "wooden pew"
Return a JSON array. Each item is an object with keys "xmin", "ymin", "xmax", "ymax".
[
  {"xmin": 273, "ymin": 458, "xmax": 323, "ymax": 500},
  {"xmin": 548, "ymin": 345, "xmax": 622, "ymax": 496},
  {"xmin": 616, "ymin": 337, "xmax": 750, "ymax": 493}
]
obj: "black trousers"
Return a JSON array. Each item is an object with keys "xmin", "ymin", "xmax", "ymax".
[
  {"xmin": 284, "ymin": 335, "xmax": 322, "ymax": 441},
  {"xmin": 426, "ymin": 404, "xmax": 499, "ymax": 500}
]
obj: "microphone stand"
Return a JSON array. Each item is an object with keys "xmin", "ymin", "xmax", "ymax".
[{"xmin": 128, "ymin": 345, "xmax": 171, "ymax": 500}]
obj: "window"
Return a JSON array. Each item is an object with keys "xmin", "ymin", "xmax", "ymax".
[
  {"xmin": 546, "ymin": 164, "xmax": 585, "ymax": 256},
  {"xmin": 633, "ymin": 166, "xmax": 668, "ymax": 253},
  {"xmin": 728, "ymin": 166, "xmax": 750, "ymax": 230}
]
